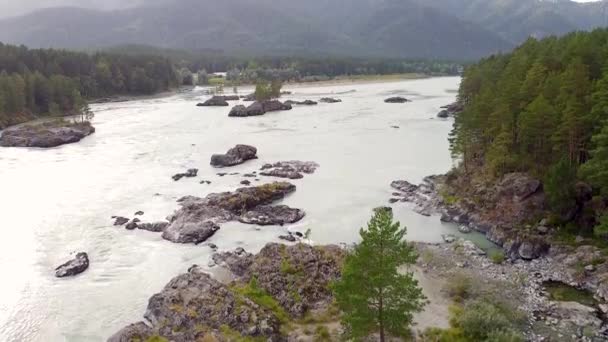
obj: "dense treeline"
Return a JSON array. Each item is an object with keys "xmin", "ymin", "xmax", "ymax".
[
  {"xmin": 450, "ymin": 28, "xmax": 608, "ymax": 237},
  {"xmin": 0, "ymin": 43, "xmax": 178, "ymax": 128},
  {"xmin": 107, "ymin": 45, "xmax": 463, "ymax": 83}
]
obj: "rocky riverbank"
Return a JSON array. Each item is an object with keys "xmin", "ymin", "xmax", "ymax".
[
  {"xmin": 390, "ymin": 170, "xmax": 608, "ymax": 340},
  {"xmin": 0, "ymin": 120, "xmax": 95, "ymax": 148},
  {"xmin": 416, "ymin": 240, "xmax": 608, "ymax": 341}
]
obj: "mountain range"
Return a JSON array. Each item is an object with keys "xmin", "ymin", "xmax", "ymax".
[{"xmin": 0, "ymin": 0, "xmax": 606, "ymax": 60}]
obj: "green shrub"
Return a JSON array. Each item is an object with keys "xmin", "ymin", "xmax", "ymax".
[
  {"xmin": 444, "ymin": 273, "xmax": 472, "ymax": 302},
  {"xmin": 450, "ymin": 300, "xmax": 525, "ymax": 342},
  {"xmin": 314, "ymin": 325, "xmax": 331, "ymax": 341},
  {"xmin": 490, "ymin": 251, "xmax": 506, "ymax": 264}
]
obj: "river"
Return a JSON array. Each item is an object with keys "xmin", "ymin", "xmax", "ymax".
[{"xmin": 0, "ymin": 76, "xmax": 487, "ymax": 341}]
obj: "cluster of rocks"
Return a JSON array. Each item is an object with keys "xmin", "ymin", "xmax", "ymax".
[
  {"xmin": 319, "ymin": 97, "xmax": 341, "ymax": 103},
  {"xmin": 109, "ymin": 243, "xmax": 345, "ymax": 342},
  {"xmin": 1, "ymin": 121, "xmax": 95, "ymax": 148},
  {"xmin": 210, "ymin": 144, "xmax": 257, "ymax": 167},
  {"xmin": 229, "ymin": 100, "xmax": 292, "ymax": 117},
  {"xmin": 437, "ymin": 102, "xmax": 464, "ymax": 118},
  {"xmin": 391, "ymin": 173, "xmax": 551, "ymax": 260},
  {"xmin": 113, "ymin": 214, "xmax": 170, "ymax": 232},
  {"xmin": 196, "ymin": 95, "xmax": 238, "ymax": 107},
  {"xmin": 260, "ymin": 161, "xmax": 319, "ymax": 179},
  {"xmin": 284, "ymin": 100, "xmax": 318, "ymax": 106},
  {"xmin": 55, "ymin": 252, "xmax": 89, "ymax": 278},
  {"xmin": 171, "ymin": 168, "xmax": 198, "ymax": 181},
  {"xmin": 384, "ymin": 96, "xmax": 411, "ymax": 103},
  {"xmin": 130, "ymin": 182, "xmax": 304, "ymax": 245}
]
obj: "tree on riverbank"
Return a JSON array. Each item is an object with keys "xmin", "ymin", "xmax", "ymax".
[
  {"xmin": 333, "ymin": 207, "xmax": 426, "ymax": 341},
  {"xmin": 0, "ymin": 42, "xmax": 179, "ymax": 129}
]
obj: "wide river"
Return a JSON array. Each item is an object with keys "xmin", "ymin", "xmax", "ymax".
[{"xmin": 0, "ymin": 77, "xmax": 486, "ymax": 341}]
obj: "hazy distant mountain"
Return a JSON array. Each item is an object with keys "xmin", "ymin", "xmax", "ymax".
[
  {"xmin": 0, "ymin": 0, "xmax": 603, "ymax": 60},
  {"xmin": 417, "ymin": 0, "xmax": 608, "ymax": 43}
]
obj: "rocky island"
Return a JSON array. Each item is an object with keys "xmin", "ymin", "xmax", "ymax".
[
  {"xmin": 0, "ymin": 120, "xmax": 95, "ymax": 148},
  {"xmin": 109, "ymin": 243, "xmax": 345, "ymax": 342}
]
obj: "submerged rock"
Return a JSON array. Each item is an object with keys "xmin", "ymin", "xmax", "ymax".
[
  {"xmin": 260, "ymin": 161, "xmax": 319, "ymax": 179},
  {"xmin": 384, "ymin": 96, "xmax": 410, "ymax": 103},
  {"xmin": 319, "ymin": 97, "xmax": 341, "ymax": 103},
  {"xmin": 196, "ymin": 96, "xmax": 229, "ymax": 107},
  {"xmin": 55, "ymin": 252, "xmax": 89, "ymax": 278},
  {"xmin": 1, "ymin": 121, "xmax": 95, "ymax": 148},
  {"xmin": 437, "ymin": 110, "xmax": 450, "ymax": 118},
  {"xmin": 125, "ymin": 218, "xmax": 140, "ymax": 230},
  {"xmin": 112, "ymin": 216, "xmax": 129, "ymax": 226},
  {"xmin": 239, "ymin": 205, "xmax": 305, "ymax": 226},
  {"xmin": 284, "ymin": 99, "xmax": 318, "ymax": 106},
  {"xmin": 172, "ymin": 168, "xmax": 198, "ymax": 181},
  {"xmin": 137, "ymin": 221, "xmax": 169, "ymax": 233},
  {"xmin": 210, "ymin": 144, "xmax": 257, "ymax": 167},
  {"xmin": 438, "ymin": 102, "xmax": 464, "ymax": 117}
]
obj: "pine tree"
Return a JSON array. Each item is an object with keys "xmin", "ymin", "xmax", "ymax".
[
  {"xmin": 333, "ymin": 207, "xmax": 426, "ymax": 341},
  {"xmin": 545, "ymin": 158, "xmax": 577, "ymax": 214},
  {"xmin": 580, "ymin": 123, "xmax": 608, "ymax": 196}
]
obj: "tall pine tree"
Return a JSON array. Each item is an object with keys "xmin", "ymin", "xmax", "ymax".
[{"xmin": 333, "ymin": 207, "xmax": 426, "ymax": 341}]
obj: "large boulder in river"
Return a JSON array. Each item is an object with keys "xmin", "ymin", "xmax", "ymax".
[
  {"xmin": 161, "ymin": 221, "xmax": 220, "ymax": 244},
  {"xmin": 260, "ymin": 161, "xmax": 319, "ymax": 179},
  {"xmin": 384, "ymin": 97, "xmax": 410, "ymax": 103},
  {"xmin": 238, "ymin": 205, "xmax": 305, "ymax": 226},
  {"xmin": 229, "ymin": 101, "xmax": 292, "ymax": 117},
  {"xmin": 228, "ymin": 105, "xmax": 248, "ymax": 117},
  {"xmin": 210, "ymin": 144, "xmax": 258, "ymax": 167},
  {"xmin": 196, "ymin": 96, "xmax": 229, "ymax": 107},
  {"xmin": 319, "ymin": 97, "xmax": 341, "ymax": 103},
  {"xmin": 1, "ymin": 121, "xmax": 95, "ymax": 148},
  {"xmin": 55, "ymin": 252, "xmax": 89, "ymax": 278}
]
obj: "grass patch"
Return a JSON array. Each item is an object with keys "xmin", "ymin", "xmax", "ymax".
[
  {"xmin": 144, "ymin": 336, "xmax": 169, "ymax": 342},
  {"xmin": 489, "ymin": 250, "xmax": 506, "ymax": 264},
  {"xmin": 280, "ymin": 258, "xmax": 298, "ymax": 275},
  {"xmin": 233, "ymin": 277, "xmax": 290, "ymax": 323},
  {"xmin": 219, "ymin": 325, "xmax": 266, "ymax": 342}
]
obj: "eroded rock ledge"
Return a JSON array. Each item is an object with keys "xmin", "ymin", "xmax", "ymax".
[
  {"xmin": 229, "ymin": 100, "xmax": 292, "ymax": 117},
  {"xmin": 391, "ymin": 173, "xmax": 550, "ymax": 260},
  {"xmin": 1, "ymin": 121, "xmax": 95, "ymax": 148},
  {"xmin": 114, "ymin": 182, "xmax": 305, "ymax": 245},
  {"xmin": 109, "ymin": 243, "xmax": 345, "ymax": 342}
]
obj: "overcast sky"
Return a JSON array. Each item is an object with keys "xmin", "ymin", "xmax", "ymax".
[{"xmin": 0, "ymin": 0, "xmax": 602, "ymax": 18}]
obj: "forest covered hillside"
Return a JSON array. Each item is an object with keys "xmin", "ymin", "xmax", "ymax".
[{"xmin": 451, "ymin": 28, "xmax": 608, "ymax": 238}]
